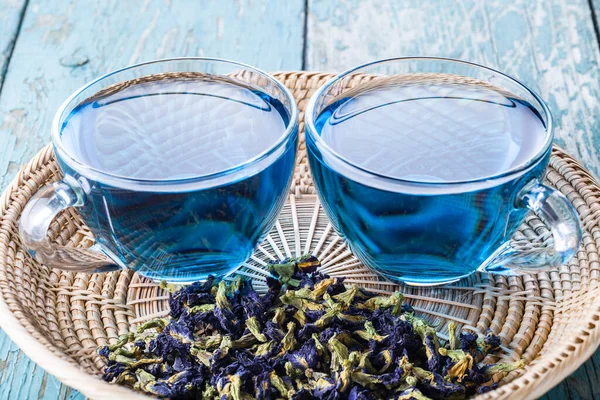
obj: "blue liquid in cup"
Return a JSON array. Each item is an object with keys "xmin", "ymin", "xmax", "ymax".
[
  {"xmin": 308, "ymin": 79, "xmax": 549, "ymax": 285},
  {"xmin": 59, "ymin": 76, "xmax": 296, "ymax": 282}
]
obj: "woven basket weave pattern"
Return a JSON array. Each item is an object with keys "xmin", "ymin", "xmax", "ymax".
[{"xmin": 1, "ymin": 72, "xmax": 600, "ymax": 400}]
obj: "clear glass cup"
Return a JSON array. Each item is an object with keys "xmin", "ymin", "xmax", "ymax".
[
  {"xmin": 19, "ymin": 58, "xmax": 298, "ymax": 282},
  {"xmin": 305, "ymin": 57, "xmax": 581, "ymax": 286}
]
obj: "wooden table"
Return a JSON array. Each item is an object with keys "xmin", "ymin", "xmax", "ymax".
[{"xmin": 0, "ymin": 0, "xmax": 599, "ymax": 398}]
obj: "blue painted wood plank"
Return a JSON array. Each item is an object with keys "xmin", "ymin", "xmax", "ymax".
[
  {"xmin": 541, "ymin": 347, "xmax": 600, "ymax": 400},
  {"xmin": 307, "ymin": 0, "xmax": 600, "ymax": 180},
  {"xmin": 0, "ymin": 0, "xmax": 27, "ymax": 87},
  {"xmin": 307, "ymin": 1, "xmax": 600, "ymax": 399},
  {"xmin": 0, "ymin": 0, "xmax": 305, "ymax": 398}
]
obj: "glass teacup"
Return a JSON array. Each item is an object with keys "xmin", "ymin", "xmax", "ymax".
[
  {"xmin": 19, "ymin": 58, "xmax": 298, "ymax": 282},
  {"xmin": 305, "ymin": 57, "xmax": 581, "ymax": 285}
]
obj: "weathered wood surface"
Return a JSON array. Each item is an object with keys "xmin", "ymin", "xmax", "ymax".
[
  {"xmin": 306, "ymin": 3, "xmax": 600, "ymax": 398},
  {"xmin": 0, "ymin": 0, "xmax": 27, "ymax": 89},
  {"xmin": 0, "ymin": 1, "xmax": 304, "ymax": 399},
  {"xmin": 307, "ymin": 0, "xmax": 600, "ymax": 179},
  {"xmin": 1, "ymin": 0, "xmax": 600, "ymax": 399}
]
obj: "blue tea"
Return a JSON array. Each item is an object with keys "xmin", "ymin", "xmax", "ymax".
[
  {"xmin": 59, "ymin": 75, "xmax": 297, "ymax": 282},
  {"xmin": 308, "ymin": 78, "xmax": 549, "ymax": 285}
]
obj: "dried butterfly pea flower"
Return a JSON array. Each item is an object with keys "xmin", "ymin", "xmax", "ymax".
[
  {"xmin": 357, "ymin": 292, "xmax": 404, "ymax": 316},
  {"xmin": 332, "ymin": 284, "xmax": 362, "ymax": 307},
  {"xmin": 354, "ymin": 321, "xmax": 388, "ymax": 342},
  {"xmin": 293, "ymin": 309, "xmax": 307, "ymax": 326},
  {"xmin": 245, "ymin": 316, "xmax": 268, "ymax": 342},
  {"xmin": 348, "ymin": 385, "xmax": 374, "ymax": 400},
  {"xmin": 213, "ymin": 303, "xmax": 243, "ymax": 335},
  {"xmin": 315, "ymin": 302, "xmax": 344, "ymax": 329},
  {"xmin": 239, "ymin": 280, "xmax": 267, "ymax": 320},
  {"xmin": 351, "ymin": 370, "xmax": 382, "ymax": 390},
  {"xmin": 334, "ymin": 331, "xmax": 362, "ymax": 349},
  {"xmin": 187, "ymin": 303, "xmax": 215, "ymax": 314},
  {"xmin": 100, "ymin": 257, "xmax": 523, "ymax": 399},
  {"xmin": 281, "ymin": 322, "xmax": 298, "ymax": 354},
  {"xmin": 477, "ymin": 382, "xmax": 499, "ymax": 394},
  {"xmin": 270, "ymin": 370, "xmax": 293, "ymax": 397},
  {"xmin": 281, "ymin": 290, "xmax": 326, "ymax": 312},
  {"xmin": 137, "ymin": 318, "xmax": 168, "ymax": 334},
  {"xmin": 328, "ymin": 336, "xmax": 350, "ymax": 371},
  {"xmin": 192, "ymin": 333, "xmax": 222, "ymax": 349},
  {"xmin": 439, "ymin": 348, "xmax": 474, "ymax": 382},
  {"xmin": 394, "ymin": 386, "xmax": 431, "ymax": 400},
  {"xmin": 167, "ymin": 276, "xmax": 217, "ymax": 319},
  {"xmin": 481, "ymin": 359, "xmax": 526, "ymax": 376},
  {"xmin": 374, "ymin": 349, "xmax": 394, "ymax": 374},
  {"xmin": 230, "ymin": 332, "xmax": 258, "ymax": 349},
  {"xmin": 263, "ymin": 320, "xmax": 286, "ymax": 342},
  {"xmin": 311, "ymin": 278, "xmax": 338, "ymax": 299},
  {"xmin": 423, "ymin": 327, "xmax": 444, "ymax": 374},
  {"xmin": 102, "ymin": 361, "xmax": 127, "ymax": 382},
  {"xmin": 268, "ymin": 258, "xmax": 301, "ymax": 288},
  {"xmin": 287, "ymin": 338, "xmax": 320, "ymax": 370},
  {"xmin": 296, "ymin": 254, "xmax": 321, "ymax": 274},
  {"xmin": 477, "ymin": 330, "xmax": 502, "ymax": 354},
  {"xmin": 109, "ymin": 353, "xmax": 163, "ymax": 369},
  {"xmin": 107, "ymin": 333, "xmax": 135, "ymax": 351},
  {"xmin": 459, "ymin": 332, "xmax": 478, "ymax": 353},
  {"xmin": 272, "ymin": 307, "xmax": 286, "ymax": 326},
  {"xmin": 448, "ymin": 322, "xmax": 458, "ymax": 351},
  {"xmin": 354, "ymin": 351, "xmax": 377, "ymax": 374},
  {"xmin": 254, "ymin": 340, "xmax": 277, "ymax": 357},
  {"xmin": 413, "ymin": 367, "xmax": 466, "ymax": 399}
]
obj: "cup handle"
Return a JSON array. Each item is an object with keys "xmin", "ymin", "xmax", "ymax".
[
  {"xmin": 483, "ymin": 181, "xmax": 582, "ymax": 275},
  {"xmin": 19, "ymin": 179, "xmax": 121, "ymax": 272}
]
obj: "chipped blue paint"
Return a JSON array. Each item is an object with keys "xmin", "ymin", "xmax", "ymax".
[{"xmin": 0, "ymin": 0, "xmax": 27, "ymax": 88}]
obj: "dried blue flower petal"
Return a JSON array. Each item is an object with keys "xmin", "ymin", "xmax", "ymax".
[
  {"xmin": 100, "ymin": 255, "xmax": 517, "ymax": 399},
  {"xmin": 348, "ymin": 385, "xmax": 374, "ymax": 400},
  {"xmin": 168, "ymin": 276, "xmax": 217, "ymax": 319},
  {"xmin": 414, "ymin": 367, "xmax": 466, "ymax": 399},
  {"xmin": 296, "ymin": 255, "xmax": 321, "ymax": 274},
  {"xmin": 459, "ymin": 332, "xmax": 478, "ymax": 353},
  {"xmin": 478, "ymin": 330, "xmax": 502, "ymax": 354},
  {"xmin": 98, "ymin": 345, "xmax": 110, "ymax": 359},
  {"xmin": 288, "ymin": 338, "xmax": 320, "ymax": 370},
  {"xmin": 477, "ymin": 382, "xmax": 499, "ymax": 394},
  {"xmin": 378, "ymin": 365, "xmax": 404, "ymax": 386},
  {"xmin": 103, "ymin": 362, "xmax": 127, "ymax": 382},
  {"xmin": 264, "ymin": 320, "xmax": 286, "ymax": 342}
]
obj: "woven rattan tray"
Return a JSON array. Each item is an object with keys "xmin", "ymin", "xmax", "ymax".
[{"xmin": 1, "ymin": 72, "xmax": 600, "ymax": 400}]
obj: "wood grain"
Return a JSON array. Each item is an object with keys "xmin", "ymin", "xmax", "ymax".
[
  {"xmin": 0, "ymin": 0, "xmax": 27, "ymax": 88},
  {"xmin": 0, "ymin": 330, "xmax": 84, "ymax": 400},
  {"xmin": 306, "ymin": 1, "xmax": 600, "ymax": 399},
  {"xmin": 0, "ymin": 1, "xmax": 304, "ymax": 398},
  {"xmin": 306, "ymin": 0, "xmax": 600, "ymax": 179}
]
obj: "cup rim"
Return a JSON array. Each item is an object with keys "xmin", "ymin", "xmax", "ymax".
[
  {"xmin": 51, "ymin": 57, "xmax": 299, "ymax": 187},
  {"xmin": 304, "ymin": 56, "xmax": 554, "ymax": 186}
]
